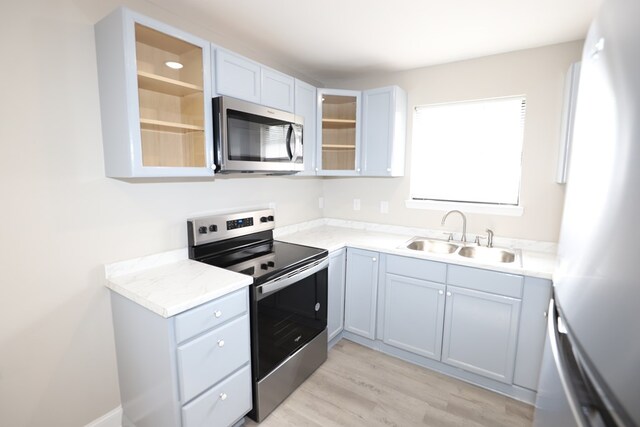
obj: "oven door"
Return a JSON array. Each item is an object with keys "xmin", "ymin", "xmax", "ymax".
[
  {"xmin": 252, "ymin": 258, "xmax": 328, "ymax": 381},
  {"xmin": 214, "ymin": 96, "xmax": 303, "ymax": 173}
]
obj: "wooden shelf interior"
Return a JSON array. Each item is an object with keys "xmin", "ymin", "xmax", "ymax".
[
  {"xmin": 321, "ymin": 94, "xmax": 357, "ymax": 170},
  {"xmin": 137, "ymin": 71, "xmax": 203, "ymax": 96},
  {"xmin": 140, "ymin": 118, "xmax": 204, "ymax": 133},
  {"xmin": 134, "ymin": 24, "xmax": 206, "ymax": 168}
]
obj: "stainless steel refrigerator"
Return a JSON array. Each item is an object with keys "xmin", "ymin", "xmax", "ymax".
[{"xmin": 533, "ymin": 0, "xmax": 640, "ymax": 425}]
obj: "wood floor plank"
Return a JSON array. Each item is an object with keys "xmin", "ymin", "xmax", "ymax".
[{"xmin": 245, "ymin": 339, "xmax": 534, "ymax": 426}]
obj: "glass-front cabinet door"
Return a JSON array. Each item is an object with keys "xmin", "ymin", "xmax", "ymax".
[
  {"xmin": 95, "ymin": 8, "xmax": 213, "ymax": 177},
  {"xmin": 316, "ymin": 89, "xmax": 361, "ymax": 175}
]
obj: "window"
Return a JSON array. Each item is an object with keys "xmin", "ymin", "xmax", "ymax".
[{"xmin": 409, "ymin": 96, "xmax": 526, "ymax": 210}]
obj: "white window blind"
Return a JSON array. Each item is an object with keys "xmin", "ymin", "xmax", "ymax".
[{"xmin": 410, "ymin": 96, "xmax": 526, "ymax": 205}]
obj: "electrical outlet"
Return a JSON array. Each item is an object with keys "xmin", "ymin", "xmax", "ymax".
[
  {"xmin": 353, "ymin": 199, "xmax": 361, "ymax": 211},
  {"xmin": 319, "ymin": 197, "xmax": 324, "ymax": 209},
  {"xmin": 380, "ymin": 201, "xmax": 389, "ymax": 214}
]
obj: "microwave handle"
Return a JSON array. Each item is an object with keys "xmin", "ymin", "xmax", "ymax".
[{"xmin": 286, "ymin": 124, "xmax": 294, "ymax": 160}]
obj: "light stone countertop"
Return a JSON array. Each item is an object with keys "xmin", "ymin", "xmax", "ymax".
[
  {"xmin": 276, "ymin": 225, "xmax": 556, "ymax": 279},
  {"xmin": 105, "ymin": 259, "xmax": 252, "ymax": 318},
  {"xmin": 104, "ymin": 219, "xmax": 556, "ymax": 318}
]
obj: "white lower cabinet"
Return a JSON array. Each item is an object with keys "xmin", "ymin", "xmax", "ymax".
[
  {"xmin": 327, "ymin": 248, "xmax": 346, "ymax": 341},
  {"xmin": 110, "ymin": 287, "xmax": 252, "ymax": 427},
  {"xmin": 441, "ymin": 285, "xmax": 521, "ymax": 384},
  {"xmin": 383, "ymin": 273, "xmax": 446, "ymax": 359},
  {"xmin": 344, "ymin": 248, "xmax": 379, "ymax": 339},
  {"xmin": 342, "ymin": 250, "xmax": 550, "ymax": 400},
  {"xmin": 181, "ymin": 365, "xmax": 252, "ymax": 427}
]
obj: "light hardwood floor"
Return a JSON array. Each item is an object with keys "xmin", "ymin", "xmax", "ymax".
[{"xmin": 245, "ymin": 339, "xmax": 534, "ymax": 427}]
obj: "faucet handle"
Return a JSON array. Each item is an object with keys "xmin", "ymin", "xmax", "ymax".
[
  {"xmin": 474, "ymin": 235, "xmax": 486, "ymax": 246},
  {"xmin": 446, "ymin": 233, "xmax": 454, "ymax": 242},
  {"xmin": 485, "ymin": 229, "xmax": 494, "ymax": 248}
]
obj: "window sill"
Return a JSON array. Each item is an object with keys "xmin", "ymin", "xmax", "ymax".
[{"xmin": 405, "ymin": 199, "xmax": 524, "ymax": 216}]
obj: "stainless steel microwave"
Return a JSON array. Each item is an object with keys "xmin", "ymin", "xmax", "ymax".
[{"xmin": 212, "ymin": 96, "xmax": 304, "ymax": 174}]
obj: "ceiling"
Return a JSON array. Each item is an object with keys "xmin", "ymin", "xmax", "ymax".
[{"xmin": 148, "ymin": 0, "xmax": 604, "ymax": 83}]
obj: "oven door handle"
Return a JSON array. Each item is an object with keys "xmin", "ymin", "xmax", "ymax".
[{"xmin": 257, "ymin": 258, "xmax": 328, "ymax": 300}]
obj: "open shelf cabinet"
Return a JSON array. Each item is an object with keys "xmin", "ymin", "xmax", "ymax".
[
  {"xmin": 317, "ymin": 89, "xmax": 361, "ymax": 175},
  {"xmin": 95, "ymin": 8, "xmax": 214, "ymax": 177}
]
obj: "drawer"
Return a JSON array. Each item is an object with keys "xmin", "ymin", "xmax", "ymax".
[
  {"xmin": 386, "ymin": 254, "xmax": 447, "ymax": 283},
  {"xmin": 175, "ymin": 287, "xmax": 248, "ymax": 343},
  {"xmin": 447, "ymin": 265, "xmax": 523, "ymax": 298},
  {"xmin": 177, "ymin": 314, "xmax": 251, "ymax": 403},
  {"xmin": 182, "ymin": 364, "xmax": 252, "ymax": 427}
]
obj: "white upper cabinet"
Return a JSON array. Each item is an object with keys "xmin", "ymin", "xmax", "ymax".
[
  {"xmin": 215, "ymin": 49, "xmax": 261, "ymax": 104},
  {"xmin": 261, "ymin": 68, "xmax": 295, "ymax": 112},
  {"xmin": 95, "ymin": 8, "xmax": 214, "ymax": 178},
  {"xmin": 316, "ymin": 88, "xmax": 362, "ymax": 176},
  {"xmin": 294, "ymin": 79, "xmax": 317, "ymax": 175},
  {"xmin": 216, "ymin": 50, "xmax": 295, "ymax": 113},
  {"xmin": 361, "ymin": 86, "xmax": 407, "ymax": 177}
]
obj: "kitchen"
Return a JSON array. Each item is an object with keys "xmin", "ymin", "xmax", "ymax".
[{"xmin": 1, "ymin": 0, "xmax": 636, "ymax": 426}]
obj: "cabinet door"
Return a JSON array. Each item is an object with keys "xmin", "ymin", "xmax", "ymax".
[
  {"xmin": 317, "ymin": 88, "xmax": 362, "ymax": 176},
  {"xmin": 215, "ymin": 49, "xmax": 261, "ymax": 103},
  {"xmin": 383, "ymin": 274, "xmax": 446, "ymax": 360},
  {"xmin": 95, "ymin": 8, "xmax": 214, "ymax": 177},
  {"xmin": 442, "ymin": 286, "xmax": 521, "ymax": 384},
  {"xmin": 344, "ymin": 248, "xmax": 378, "ymax": 339},
  {"xmin": 327, "ymin": 249, "xmax": 346, "ymax": 341},
  {"xmin": 513, "ymin": 277, "xmax": 552, "ymax": 390},
  {"xmin": 361, "ymin": 86, "xmax": 407, "ymax": 177},
  {"xmin": 261, "ymin": 68, "xmax": 294, "ymax": 112},
  {"xmin": 294, "ymin": 79, "xmax": 317, "ymax": 176}
]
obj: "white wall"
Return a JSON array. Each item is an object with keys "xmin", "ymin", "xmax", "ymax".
[
  {"xmin": 322, "ymin": 41, "xmax": 583, "ymax": 242},
  {"xmin": 0, "ymin": 1, "xmax": 322, "ymax": 426}
]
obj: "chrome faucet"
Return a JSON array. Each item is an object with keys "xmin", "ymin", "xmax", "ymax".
[{"xmin": 441, "ymin": 210, "xmax": 467, "ymax": 243}]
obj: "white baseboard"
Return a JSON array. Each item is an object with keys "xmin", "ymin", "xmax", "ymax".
[{"xmin": 85, "ymin": 406, "xmax": 122, "ymax": 427}]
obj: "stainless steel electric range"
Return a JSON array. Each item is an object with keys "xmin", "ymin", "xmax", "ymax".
[{"xmin": 187, "ymin": 209, "xmax": 328, "ymax": 422}]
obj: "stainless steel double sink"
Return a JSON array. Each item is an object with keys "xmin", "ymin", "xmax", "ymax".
[{"xmin": 402, "ymin": 236, "xmax": 519, "ymax": 264}]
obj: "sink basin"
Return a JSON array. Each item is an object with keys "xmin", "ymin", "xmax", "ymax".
[
  {"xmin": 405, "ymin": 238, "xmax": 458, "ymax": 254},
  {"xmin": 458, "ymin": 246, "xmax": 516, "ymax": 263}
]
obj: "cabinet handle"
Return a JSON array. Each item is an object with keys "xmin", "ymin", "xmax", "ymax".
[
  {"xmin": 217, "ymin": 339, "xmax": 225, "ymax": 348},
  {"xmin": 372, "ymin": 257, "xmax": 377, "ymax": 262},
  {"xmin": 386, "ymin": 168, "xmax": 391, "ymax": 172},
  {"xmin": 210, "ymin": 164, "xmax": 217, "ymax": 171},
  {"xmin": 543, "ymin": 311, "xmax": 548, "ymax": 318},
  {"xmin": 356, "ymin": 168, "xmax": 361, "ymax": 172},
  {"xmin": 438, "ymin": 290, "xmax": 444, "ymax": 295},
  {"xmin": 219, "ymin": 392, "xmax": 227, "ymax": 401},
  {"xmin": 214, "ymin": 310, "xmax": 222, "ymax": 318},
  {"xmin": 315, "ymin": 167, "xmax": 319, "ymax": 172},
  {"xmin": 446, "ymin": 291, "xmax": 452, "ymax": 297}
]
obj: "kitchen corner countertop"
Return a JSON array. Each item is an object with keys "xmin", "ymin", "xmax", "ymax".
[
  {"xmin": 105, "ymin": 259, "xmax": 252, "ymax": 318},
  {"xmin": 104, "ymin": 222, "xmax": 556, "ymax": 318},
  {"xmin": 276, "ymin": 225, "xmax": 556, "ymax": 280}
]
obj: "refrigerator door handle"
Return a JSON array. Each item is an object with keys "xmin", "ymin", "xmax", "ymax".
[{"xmin": 547, "ymin": 299, "xmax": 588, "ymax": 427}]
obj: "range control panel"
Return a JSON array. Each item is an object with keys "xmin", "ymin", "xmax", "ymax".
[
  {"xmin": 227, "ymin": 217, "xmax": 254, "ymax": 230},
  {"xmin": 187, "ymin": 208, "xmax": 275, "ymax": 247}
]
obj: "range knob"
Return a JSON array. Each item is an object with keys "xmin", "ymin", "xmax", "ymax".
[
  {"xmin": 261, "ymin": 263, "xmax": 268, "ymax": 270},
  {"xmin": 260, "ymin": 216, "xmax": 268, "ymax": 223},
  {"xmin": 198, "ymin": 226, "xmax": 207, "ymax": 234},
  {"xmin": 268, "ymin": 215, "xmax": 275, "ymax": 222},
  {"xmin": 208, "ymin": 225, "xmax": 218, "ymax": 232}
]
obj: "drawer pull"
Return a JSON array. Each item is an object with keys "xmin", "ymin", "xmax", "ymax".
[
  {"xmin": 438, "ymin": 290, "xmax": 444, "ymax": 295},
  {"xmin": 214, "ymin": 310, "xmax": 222, "ymax": 318},
  {"xmin": 446, "ymin": 291, "xmax": 452, "ymax": 297},
  {"xmin": 220, "ymin": 392, "xmax": 227, "ymax": 401},
  {"xmin": 217, "ymin": 339, "xmax": 225, "ymax": 348}
]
